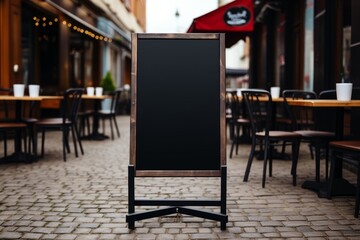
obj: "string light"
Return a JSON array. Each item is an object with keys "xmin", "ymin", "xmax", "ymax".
[{"xmin": 32, "ymin": 15, "xmax": 112, "ymax": 42}]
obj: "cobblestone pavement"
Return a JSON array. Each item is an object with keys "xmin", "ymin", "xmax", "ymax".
[{"xmin": 0, "ymin": 116, "xmax": 360, "ymax": 239}]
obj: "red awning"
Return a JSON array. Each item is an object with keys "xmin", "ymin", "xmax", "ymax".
[{"xmin": 187, "ymin": 0, "xmax": 254, "ymax": 48}]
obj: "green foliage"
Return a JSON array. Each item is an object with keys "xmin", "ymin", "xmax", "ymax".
[{"xmin": 100, "ymin": 71, "xmax": 116, "ymax": 92}]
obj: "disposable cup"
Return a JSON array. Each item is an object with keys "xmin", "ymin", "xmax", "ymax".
[
  {"xmin": 13, "ymin": 84, "xmax": 25, "ymax": 97},
  {"xmin": 96, "ymin": 87, "xmax": 103, "ymax": 96},
  {"xmin": 270, "ymin": 86, "xmax": 280, "ymax": 98},
  {"xmin": 87, "ymin": 87, "xmax": 94, "ymax": 96},
  {"xmin": 336, "ymin": 83, "xmax": 352, "ymax": 101},
  {"xmin": 29, "ymin": 84, "xmax": 40, "ymax": 97}
]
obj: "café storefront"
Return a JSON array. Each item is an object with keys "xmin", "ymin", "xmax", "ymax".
[{"xmin": 0, "ymin": 0, "xmax": 131, "ymax": 96}]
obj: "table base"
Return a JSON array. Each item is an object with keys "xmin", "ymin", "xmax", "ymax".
[
  {"xmin": 302, "ymin": 179, "xmax": 356, "ymax": 198},
  {"xmin": 0, "ymin": 152, "xmax": 35, "ymax": 164},
  {"xmin": 81, "ymin": 133, "xmax": 109, "ymax": 141}
]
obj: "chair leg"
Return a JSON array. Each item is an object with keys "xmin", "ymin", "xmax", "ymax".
[
  {"xmin": 327, "ymin": 149, "xmax": 337, "ymax": 199},
  {"xmin": 70, "ymin": 126, "xmax": 79, "ymax": 158},
  {"xmin": 309, "ymin": 143, "xmax": 314, "ymax": 160},
  {"xmin": 41, "ymin": 128, "xmax": 45, "ymax": 158},
  {"xmin": 74, "ymin": 124, "xmax": 84, "ymax": 155},
  {"xmin": 22, "ymin": 129, "xmax": 29, "ymax": 162},
  {"xmin": 86, "ymin": 116, "xmax": 91, "ymax": 136},
  {"xmin": 243, "ymin": 137, "xmax": 256, "ymax": 182},
  {"xmin": 109, "ymin": 116, "xmax": 114, "ymax": 140},
  {"xmin": 33, "ymin": 126, "xmax": 38, "ymax": 161},
  {"xmin": 291, "ymin": 140, "xmax": 300, "ymax": 186},
  {"xmin": 315, "ymin": 141, "xmax": 321, "ymax": 182},
  {"xmin": 228, "ymin": 122, "xmax": 234, "ymax": 140},
  {"xmin": 102, "ymin": 118, "xmax": 106, "ymax": 135},
  {"xmin": 113, "ymin": 115, "xmax": 120, "ymax": 138},
  {"xmin": 355, "ymin": 164, "xmax": 360, "ymax": 218},
  {"xmin": 78, "ymin": 117, "xmax": 84, "ymax": 137},
  {"xmin": 62, "ymin": 127, "xmax": 68, "ymax": 162},
  {"xmin": 269, "ymin": 144, "xmax": 273, "ymax": 177},
  {"xmin": 229, "ymin": 138, "xmax": 235, "ymax": 159},
  {"xmin": 4, "ymin": 132, "xmax": 8, "ymax": 158},
  {"xmin": 64, "ymin": 128, "xmax": 71, "ymax": 154},
  {"xmin": 262, "ymin": 140, "xmax": 269, "ymax": 188},
  {"xmin": 235, "ymin": 124, "xmax": 240, "ymax": 155},
  {"xmin": 281, "ymin": 141, "xmax": 286, "ymax": 155},
  {"xmin": 325, "ymin": 143, "xmax": 329, "ymax": 181},
  {"xmin": 229, "ymin": 124, "xmax": 239, "ymax": 159}
]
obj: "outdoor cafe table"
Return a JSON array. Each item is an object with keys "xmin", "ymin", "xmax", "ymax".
[
  {"xmin": 0, "ymin": 95, "xmax": 62, "ymax": 163},
  {"xmin": 286, "ymin": 99, "xmax": 360, "ymax": 197}
]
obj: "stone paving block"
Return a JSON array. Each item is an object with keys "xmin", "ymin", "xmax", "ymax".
[
  {"xmin": 31, "ymin": 227, "xmax": 54, "ymax": 234},
  {"xmin": 21, "ymin": 233, "xmax": 43, "ymax": 239},
  {"xmin": 41, "ymin": 234, "xmax": 58, "ymax": 239},
  {"xmin": 56, "ymin": 234, "xmax": 77, "ymax": 240},
  {"xmin": 0, "ymin": 231, "xmax": 22, "ymax": 239}
]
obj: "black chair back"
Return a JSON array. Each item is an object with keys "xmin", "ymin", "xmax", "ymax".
[
  {"xmin": 61, "ymin": 88, "xmax": 84, "ymax": 124},
  {"xmin": 242, "ymin": 89, "xmax": 272, "ymax": 137},
  {"xmin": 110, "ymin": 89, "xmax": 123, "ymax": 114},
  {"xmin": 283, "ymin": 90, "xmax": 317, "ymax": 131},
  {"xmin": 226, "ymin": 90, "xmax": 241, "ymax": 121}
]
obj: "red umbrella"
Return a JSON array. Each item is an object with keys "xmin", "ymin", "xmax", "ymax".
[{"xmin": 187, "ymin": 0, "xmax": 254, "ymax": 48}]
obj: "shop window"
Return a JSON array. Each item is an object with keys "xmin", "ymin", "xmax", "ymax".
[
  {"xmin": 303, "ymin": 0, "xmax": 314, "ymax": 91},
  {"xmin": 21, "ymin": 2, "xmax": 59, "ymax": 91}
]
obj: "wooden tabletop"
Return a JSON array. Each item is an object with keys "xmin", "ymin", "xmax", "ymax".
[
  {"xmin": 81, "ymin": 94, "xmax": 107, "ymax": 100},
  {"xmin": 0, "ymin": 96, "xmax": 51, "ymax": 101},
  {"xmin": 286, "ymin": 99, "xmax": 360, "ymax": 107},
  {"xmin": 236, "ymin": 96, "xmax": 284, "ymax": 102},
  {"xmin": 0, "ymin": 95, "xmax": 107, "ymax": 101}
]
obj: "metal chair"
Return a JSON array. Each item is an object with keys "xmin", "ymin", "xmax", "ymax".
[
  {"xmin": 328, "ymin": 141, "xmax": 360, "ymax": 217},
  {"xmin": 98, "ymin": 89, "xmax": 122, "ymax": 140},
  {"xmin": 242, "ymin": 89, "xmax": 301, "ymax": 188},
  {"xmin": 226, "ymin": 90, "xmax": 250, "ymax": 158},
  {"xmin": 283, "ymin": 90, "xmax": 335, "ymax": 182},
  {"xmin": 35, "ymin": 88, "xmax": 85, "ymax": 161}
]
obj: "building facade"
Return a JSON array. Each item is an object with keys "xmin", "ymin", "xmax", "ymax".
[
  {"xmin": 250, "ymin": 0, "xmax": 360, "ymax": 135},
  {"xmin": 0, "ymin": 0, "xmax": 145, "ymax": 95}
]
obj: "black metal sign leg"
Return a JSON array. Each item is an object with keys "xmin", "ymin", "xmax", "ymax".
[
  {"xmin": 128, "ymin": 165, "xmax": 135, "ymax": 230},
  {"xmin": 221, "ymin": 166, "xmax": 227, "ymax": 230}
]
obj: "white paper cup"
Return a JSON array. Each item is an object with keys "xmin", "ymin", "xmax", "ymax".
[
  {"xmin": 29, "ymin": 84, "xmax": 40, "ymax": 97},
  {"xmin": 95, "ymin": 87, "xmax": 103, "ymax": 96},
  {"xmin": 87, "ymin": 87, "xmax": 94, "ymax": 96},
  {"xmin": 336, "ymin": 83, "xmax": 352, "ymax": 101},
  {"xmin": 270, "ymin": 87, "xmax": 280, "ymax": 98},
  {"xmin": 13, "ymin": 84, "xmax": 25, "ymax": 97}
]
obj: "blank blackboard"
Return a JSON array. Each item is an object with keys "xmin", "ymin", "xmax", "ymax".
[{"xmin": 130, "ymin": 33, "xmax": 225, "ymax": 177}]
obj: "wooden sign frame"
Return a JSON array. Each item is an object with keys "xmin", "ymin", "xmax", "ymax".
[
  {"xmin": 130, "ymin": 33, "xmax": 226, "ymax": 177},
  {"xmin": 127, "ymin": 33, "xmax": 227, "ymax": 230}
]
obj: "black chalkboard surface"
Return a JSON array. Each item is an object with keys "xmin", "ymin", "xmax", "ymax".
[{"xmin": 130, "ymin": 33, "xmax": 225, "ymax": 177}]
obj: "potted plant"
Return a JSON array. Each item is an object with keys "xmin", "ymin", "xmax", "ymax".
[
  {"xmin": 100, "ymin": 71, "xmax": 116, "ymax": 110},
  {"xmin": 100, "ymin": 71, "xmax": 116, "ymax": 93}
]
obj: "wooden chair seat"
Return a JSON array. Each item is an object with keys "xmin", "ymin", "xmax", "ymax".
[
  {"xmin": 37, "ymin": 118, "xmax": 72, "ymax": 125},
  {"xmin": 328, "ymin": 140, "xmax": 360, "ymax": 218},
  {"xmin": 294, "ymin": 130, "xmax": 335, "ymax": 138},
  {"xmin": 330, "ymin": 141, "xmax": 360, "ymax": 151},
  {"xmin": 257, "ymin": 130, "xmax": 301, "ymax": 139}
]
